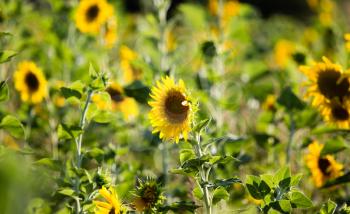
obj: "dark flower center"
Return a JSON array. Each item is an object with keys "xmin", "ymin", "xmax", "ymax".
[
  {"xmin": 165, "ymin": 90, "xmax": 189, "ymax": 123},
  {"xmin": 107, "ymin": 87, "xmax": 124, "ymax": 103},
  {"xmin": 25, "ymin": 72, "xmax": 39, "ymax": 92},
  {"xmin": 142, "ymin": 186, "xmax": 157, "ymax": 207},
  {"xmin": 331, "ymin": 105, "xmax": 350, "ymax": 121},
  {"xmin": 317, "ymin": 70, "xmax": 349, "ymax": 100},
  {"xmin": 86, "ymin": 5, "xmax": 99, "ymax": 22},
  {"xmin": 109, "ymin": 208, "xmax": 115, "ymax": 214},
  {"xmin": 318, "ymin": 157, "xmax": 331, "ymax": 176}
]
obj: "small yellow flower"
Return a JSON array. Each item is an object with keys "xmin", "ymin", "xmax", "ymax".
[
  {"xmin": 104, "ymin": 17, "xmax": 117, "ymax": 48},
  {"xmin": 148, "ymin": 76, "xmax": 194, "ymax": 143},
  {"xmin": 274, "ymin": 40, "xmax": 295, "ymax": 69},
  {"xmin": 75, "ymin": 0, "xmax": 114, "ymax": 34},
  {"xmin": 94, "ymin": 186, "xmax": 127, "ymax": 214},
  {"xmin": 119, "ymin": 46, "xmax": 142, "ymax": 84},
  {"xmin": 305, "ymin": 141, "xmax": 343, "ymax": 187},
  {"xmin": 299, "ymin": 57, "xmax": 349, "ymax": 109},
  {"xmin": 262, "ymin": 95, "xmax": 276, "ymax": 112},
  {"xmin": 209, "ymin": 0, "xmax": 240, "ymax": 28},
  {"xmin": 13, "ymin": 61, "xmax": 47, "ymax": 104},
  {"xmin": 344, "ymin": 34, "xmax": 350, "ymax": 52}
]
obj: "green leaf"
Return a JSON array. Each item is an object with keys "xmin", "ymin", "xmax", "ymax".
[
  {"xmin": 35, "ymin": 158, "xmax": 60, "ymax": 171},
  {"xmin": 179, "ymin": 149, "xmax": 196, "ymax": 165},
  {"xmin": 158, "ymin": 201, "xmax": 200, "ymax": 212},
  {"xmin": 289, "ymin": 191, "xmax": 313, "ymax": 208},
  {"xmin": 246, "ymin": 175, "xmax": 271, "ymax": 200},
  {"xmin": 261, "ymin": 174, "xmax": 274, "ymax": 188},
  {"xmin": 0, "ymin": 50, "xmax": 17, "ymax": 63},
  {"xmin": 57, "ymin": 124, "xmax": 82, "ymax": 140},
  {"xmin": 277, "ymin": 87, "xmax": 305, "ymax": 110},
  {"xmin": 290, "ymin": 173, "xmax": 303, "ymax": 186},
  {"xmin": 124, "ymin": 80, "xmax": 150, "ymax": 104},
  {"xmin": 0, "ymin": 115, "xmax": 25, "ymax": 139},
  {"xmin": 193, "ymin": 184, "xmax": 203, "ymax": 200},
  {"xmin": 201, "ymin": 41, "xmax": 217, "ymax": 63},
  {"xmin": 322, "ymin": 172, "xmax": 350, "ymax": 188},
  {"xmin": 193, "ymin": 118, "xmax": 211, "ymax": 133},
  {"xmin": 208, "ymin": 155, "xmax": 236, "ymax": 165},
  {"xmin": 274, "ymin": 167, "xmax": 291, "ymax": 184},
  {"xmin": 60, "ymin": 87, "xmax": 82, "ymax": 99},
  {"xmin": 212, "ymin": 187, "xmax": 229, "ymax": 205},
  {"xmin": 320, "ymin": 138, "xmax": 348, "ymax": 156},
  {"xmin": 0, "ymin": 81, "xmax": 9, "ymax": 102},
  {"xmin": 58, "ymin": 188, "xmax": 75, "ymax": 197},
  {"xmin": 320, "ymin": 199, "xmax": 337, "ymax": 214},
  {"xmin": 213, "ymin": 178, "xmax": 241, "ymax": 188},
  {"xmin": 270, "ymin": 200, "xmax": 292, "ymax": 213}
]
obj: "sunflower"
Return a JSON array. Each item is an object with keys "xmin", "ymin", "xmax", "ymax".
[
  {"xmin": 133, "ymin": 178, "xmax": 165, "ymax": 212},
  {"xmin": 119, "ymin": 46, "xmax": 142, "ymax": 84},
  {"xmin": 94, "ymin": 186, "xmax": 127, "ymax": 214},
  {"xmin": 149, "ymin": 76, "xmax": 194, "ymax": 143},
  {"xmin": 208, "ymin": 0, "xmax": 240, "ymax": 28},
  {"xmin": 300, "ymin": 57, "xmax": 350, "ymax": 108},
  {"xmin": 262, "ymin": 95, "xmax": 276, "ymax": 112},
  {"xmin": 75, "ymin": 0, "xmax": 114, "ymax": 34},
  {"xmin": 305, "ymin": 141, "xmax": 343, "ymax": 187},
  {"xmin": 13, "ymin": 61, "xmax": 47, "ymax": 104},
  {"xmin": 320, "ymin": 99, "xmax": 350, "ymax": 128},
  {"xmin": 92, "ymin": 82, "xmax": 138, "ymax": 120}
]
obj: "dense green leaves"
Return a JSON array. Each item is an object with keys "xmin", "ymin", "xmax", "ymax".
[
  {"xmin": 277, "ymin": 87, "xmax": 305, "ymax": 110},
  {"xmin": 0, "ymin": 81, "xmax": 9, "ymax": 102},
  {"xmin": 0, "ymin": 50, "xmax": 17, "ymax": 63},
  {"xmin": 320, "ymin": 138, "xmax": 348, "ymax": 156},
  {"xmin": 123, "ymin": 80, "xmax": 150, "ymax": 104},
  {"xmin": 319, "ymin": 200, "xmax": 337, "ymax": 214},
  {"xmin": 0, "ymin": 115, "xmax": 25, "ymax": 139}
]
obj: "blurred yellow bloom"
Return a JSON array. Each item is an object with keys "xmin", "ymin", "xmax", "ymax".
[
  {"xmin": 94, "ymin": 186, "xmax": 127, "ymax": 214},
  {"xmin": 208, "ymin": 0, "xmax": 240, "ymax": 29},
  {"xmin": 149, "ymin": 76, "xmax": 194, "ymax": 143},
  {"xmin": 320, "ymin": 99, "xmax": 350, "ymax": 129},
  {"xmin": 104, "ymin": 17, "xmax": 117, "ymax": 48},
  {"xmin": 305, "ymin": 141, "xmax": 343, "ymax": 187},
  {"xmin": 166, "ymin": 30, "xmax": 177, "ymax": 52},
  {"xmin": 3, "ymin": 135, "xmax": 19, "ymax": 150},
  {"xmin": 92, "ymin": 83, "xmax": 138, "ymax": 121},
  {"xmin": 14, "ymin": 61, "xmax": 47, "ymax": 104},
  {"xmin": 262, "ymin": 95, "xmax": 276, "ymax": 112},
  {"xmin": 119, "ymin": 46, "xmax": 142, "ymax": 84},
  {"xmin": 319, "ymin": 0, "xmax": 334, "ymax": 27},
  {"xmin": 274, "ymin": 40, "xmax": 295, "ymax": 69},
  {"xmin": 344, "ymin": 34, "xmax": 350, "ymax": 52},
  {"xmin": 75, "ymin": 0, "xmax": 114, "ymax": 34},
  {"xmin": 307, "ymin": 0, "xmax": 319, "ymax": 10}
]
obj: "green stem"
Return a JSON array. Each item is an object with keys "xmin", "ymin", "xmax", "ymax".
[
  {"xmin": 286, "ymin": 112, "xmax": 295, "ymax": 164},
  {"xmin": 195, "ymin": 133, "xmax": 212, "ymax": 214},
  {"xmin": 161, "ymin": 141, "xmax": 169, "ymax": 185}
]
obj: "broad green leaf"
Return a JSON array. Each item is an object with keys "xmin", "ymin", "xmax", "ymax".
[
  {"xmin": 320, "ymin": 138, "xmax": 348, "ymax": 156},
  {"xmin": 214, "ymin": 178, "xmax": 241, "ymax": 188},
  {"xmin": 158, "ymin": 201, "xmax": 200, "ymax": 212},
  {"xmin": 261, "ymin": 174, "xmax": 274, "ymax": 188},
  {"xmin": 320, "ymin": 199, "xmax": 336, "ymax": 214},
  {"xmin": 274, "ymin": 167, "xmax": 291, "ymax": 184},
  {"xmin": 57, "ymin": 124, "xmax": 82, "ymax": 140},
  {"xmin": 290, "ymin": 173, "xmax": 303, "ymax": 186},
  {"xmin": 270, "ymin": 200, "xmax": 291, "ymax": 213},
  {"xmin": 201, "ymin": 41, "xmax": 216, "ymax": 63},
  {"xmin": 322, "ymin": 172, "xmax": 350, "ymax": 188},
  {"xmin": 192, "ymin": 185, "xmax": 203, "ymax": 200},
  {"xmin": 212, "ymin": 187, "xmax": 229, "ymax": 205},
  {"xmin": 0, "ymin": 50, "xmax": 17, "ymax": 63},
  {"xmin": 124, "ymin": 80, "xmax": 150, "ymax": 104},
  {"xmin": 193, "ymin": 118, "xmax": 211, "ymax": 133},
  {"xmin": 60, "ymin": 87, "xmax": 82, "ymax": 99},
  {"xmin": 35, "ymin": 158, "xmax": 60, "ymax": 171},
  {"xmin": 246, "ymin": 175, "xmax": 270, "ymax": 200},
  {"xmin": 289, "ymin": 191, "xmax": 313, "ymax": 208},
  {"xmin": 0, "ymin": 81, "xmax": 9, "ymax": 102},
  {"xmin": 179, "ymin": 149, "xmax": 196, "ymax": 165},
  {"xmin": 277, "ymin": 87, "xmax": 305, "ymax": 110},
  {"xmin": 58, "ymin": 188, "xmax": 75, "ymax": 197},
  {"xmin": 0, "ymin": 115, "xmax": 25, "ymax": 139}
]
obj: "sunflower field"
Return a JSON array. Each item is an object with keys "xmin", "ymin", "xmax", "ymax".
[{"xmin": 2, "ymin": 0, "xmax": 350, "ymax": 213}]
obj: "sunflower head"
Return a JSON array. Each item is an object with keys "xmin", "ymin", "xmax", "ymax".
[
  {"xmin": 274, "ymin": 40, "xmax": 295, "ymax": 69},
  {"xmin": 300, "ymin": 57, "xmax": 350, "ymax": 108},
  {"xmin": 149, "ymin": 76, "xmax": 194, "ymax": 143},
  {"xmin": 94, "ymin": 186, "xmax": 127, "ymax": 214},
  {"xmin": 13, "ymin": 61, "xmax": 47, "ymax": 104},
  {"xmin": 75, "ymin": 0, "xmax": 114, "ymax": 34},
  {"xmin": 133, "ymin": 178, "xmax": 165, "ymax": 212},
  {"xmin": 119, "ymin": 46, "xmax": 142, "ymax": 84},
  {"xmin": 106, "ymin": 82, "xmax": 139, "ymax": 120},
  {"xmin": 305, "ymin": 141, "xmax": 343, "ymax": 187},
  {"xmin": 262, "ymin": 95, "xmax": 277, "ymax": 112},
  {"xmin": 320, "ymin": 99, "xmax": 350, "ymax": 129}
]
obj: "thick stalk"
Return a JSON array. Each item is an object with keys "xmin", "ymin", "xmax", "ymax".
[{"xmin": 195, "ymin": 133, "xmax": 212, "ymax": 214}]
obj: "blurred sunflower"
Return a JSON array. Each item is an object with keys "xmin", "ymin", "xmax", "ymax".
[
  {"xmin": 119, "ymin": 46, "xmax": 142, "ymax": 84},
  {"xmin": 262, "ymin": 95, "xmax": 276, "ymax": 112},
  {"xmin": 300, "ymin": 57, "xmax": 350, "ymax": 107},
  {"xmin": 344, "ymin": 34, "xmax": 350, "ymax": 52},
  {"xmin": 274, "ymin": 40, "xmax": 295, "ymax": 69},
  {"xmin": 208, "ymin": 0, "xmax": 240, "ymax": 28},
  {"xmin": 92, "ymin": 82, "xmax": 138, "ymax": 120},
  {"xmin": 75, "ymin": 0, "xmax": 114, "ymax": 34},
  {"xmin": 305, "ymin": 141, "xmax": 343, "ymax": 187},
  {"xmin": 14, "ymin": 61, "xmax": 47, "ymax": 104},
  {"xmin": 94, "ymin": 186, "xmax": 127, "ymax": 214},
  {"xmin": 133, "ymin": 178, "xmax": 165, "ymax": 212},
  {"xmin": 104, "ymin": 17, "xmax": 117, "ymax": 48},
  {"xmin": 149, "ymin": 76, "xmax": 194, "ymax": 143},
  {"xmin": 320, "ymin": 99, "xmax": 350, "ymax": 128}
]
